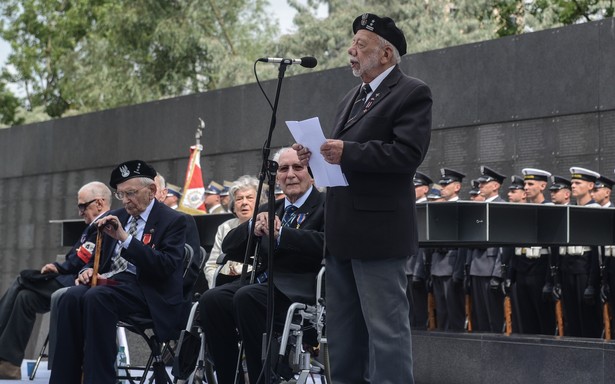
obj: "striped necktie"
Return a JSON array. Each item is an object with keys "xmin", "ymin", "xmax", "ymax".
[
  {"xmin": 281, "ymin": 205, "xmax": 298, "ymax": 228},
  {"xmin": 106, "ymin": 216, "xmax": 139, "ymax": 277},
  {"xmin": 346, "ymin": 84, "xmax": 372, "ymax": 124}
]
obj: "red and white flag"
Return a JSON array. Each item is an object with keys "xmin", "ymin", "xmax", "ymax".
[{"xmin": 178, "ymin": 144, "xmax": 207, "ymax": 215}]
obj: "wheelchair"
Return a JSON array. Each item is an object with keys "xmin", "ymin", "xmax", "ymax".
[
  {"xmin": 173, "ymin": 256, "xmax": 330, "ymax": 384},
  {"xmin": 116, "ymin": 244, "xmax": 207, "ymax": 384}
]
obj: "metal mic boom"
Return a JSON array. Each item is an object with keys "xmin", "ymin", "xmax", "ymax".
[{"xmin": 257, "ymin": 56, "xmax": 317, "ymax": 68}]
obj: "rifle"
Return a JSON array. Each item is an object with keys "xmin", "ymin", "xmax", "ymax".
[
  {"xmin": 600, "ymin": 246, "xmax": 611, "ymax": 340},
  {"xmin": 500, "ymin": 256, "xmax": 513, "ymax": 335},
  {"xmin": 464, "ymin": 264, "xmax": 472, "ymax": 332},
  {"xmin": 425, "ymin": 250, "xmax": 437, "ymax": 330},
  {"xmin": 503, "ymin": 296, "xmax": 512, "ymax": 335},
  {"xmin": 554, "ymin": 296, "xmax": 564, "ymax": 337},
  {"xmin": 603, "ymin": 302, "xmax": 611, "ymax": 340},
  {"xmin": 549, "ymin": 249, "xmax": 564, "ymax": 336},
  {"xmin": 465, "ymin": 294, "xmax": 473, "ymax": 332},
  {"xmin": 427, "ymin": 289, "xmax": 437, "ymax": 331}
]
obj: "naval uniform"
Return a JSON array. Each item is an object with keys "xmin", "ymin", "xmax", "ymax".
[{"xmin": 557, "ymin": 200, "xmax": 602, "ymax": 338}]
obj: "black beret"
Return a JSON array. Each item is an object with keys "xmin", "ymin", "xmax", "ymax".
[
  {"xmin": 353, "ymin": 13, "xmax": 407, "ymax": 56},
  {"xmin": 110, "ymin": 160, "xmax": 156, "ymax": 189}
]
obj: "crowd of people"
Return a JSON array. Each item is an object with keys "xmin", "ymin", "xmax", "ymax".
[
  {"xmin": 4, "ymin": 10, "xmax": 605, "ymax": 384},
  {"xmin": 408, "ymin": 165, "xmax": 615, "ymax": 340}
]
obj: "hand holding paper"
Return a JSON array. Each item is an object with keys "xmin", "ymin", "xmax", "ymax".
[{"xmin": 286, "ymin": 117, "xmax": 349, "ymax": 188}]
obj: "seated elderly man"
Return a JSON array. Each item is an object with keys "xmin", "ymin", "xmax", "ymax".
[
  {"xmin": 204, "ymin": 175, "xmax": 259, "ymax": 288},
  {"xmin": 198, "ymin": 148, "xmax": 325, "ymax": 384},
  {"xmin": 50, "ymin": 160, "xmax": 187, "ymax": 384},
  {"xmin": 0, "ymin": 181, "xmax": 111, "ymax": 380}
]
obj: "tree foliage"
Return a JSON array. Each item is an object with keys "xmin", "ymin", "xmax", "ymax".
[
  {"xmin": 0, "ymin": 0, "xmax": 612, "ymax": 126},
  {"xmin": 0, "ymin": 0, "xmax": 277, "ymax": 122}
]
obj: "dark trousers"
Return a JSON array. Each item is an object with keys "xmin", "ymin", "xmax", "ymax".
[
  {"xmin": 198, "ymin": 279, "xmax": 292, "ymax": 384},
  {"xmin": 406, "ymin": 275, "xmax": 428, "ymax": 330},
  {"xmin": 432, "ymin": 275, "xmax": 465, "ymax": 331},
  {"xmin": 49, "ymin": 273, "xmax": 149, "ymax": 384},
  {"xmin": 471, "ymin": 276, "xmax": 504, "ymax": 333},
  {"xmin": 560, "ymin": 271, "xmax": 601, "ymax": 338},
  {"xmin": 514, "ymin": 272, "xmax": 555, "ymax": 335},
  {"xmin": 0, "ymin": 276, "xmax": 61, "ymax": 365}
]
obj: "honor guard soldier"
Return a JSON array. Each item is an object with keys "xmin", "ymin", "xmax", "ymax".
[
  {"xmin": 522, "ymin": 168, "xmax": 552, "ymax": 204},
  {"xmin": 593, "ymin": 173, "xmax": 615, "ymax": 337},
  {"xmin": 508, "ymin": 170, "xmax": 556, "ymax": 335},
  {"xmin": 204, "ymin": 181, "xmax": 228, "ymax": 214},
  {"xmin": 414, "ymin": 171, "xmax": 432, "ymax": 204},
  {"xmin": 549, "ymin": 176, "xmax": 572, "ymax": 205},
  {"xmin": 164, "ymin": 183, "xmax": 182, "ymax": 209},
  {"xmin": 465, "ymin": 166, "xmax": 506, "ymax": 332},
  {"xmin": 429, "ymin": 169, "xmax": 466, "ymax": 330},
  {"xmin": 477, "ymin": 166, "xmax": 506, "ymax": 202},
  {"xmin": 592, "ymin": 175, "xmax": 614, "ymax": 207},
  {"xmin": 438, "ymin": 168, "xmax": 465, "ymax": 201},
  {"xmin": 469, "ymin": 179, "xmax": 484, "ymax": 201},
  {"xmin": 594, "ymin": 171, "xmax": 615, "ymax": 338},
  {"xmin": 555, "ymin": 167, "xmax": 602, "ymax": 337},
  {"xmin": 407, "ymin": 172, "xmax": 433, "ymax": 329},
  {"xmin": 427, "ymin": 188, "xmax": 446, "ymax": 202},
  {"xmin": 507, "ymin": 175, "xmax": 526, "ymax": 203},
  {"xmin": 502, "ymin": 176, "xmax": 526, "ymax": 332}
]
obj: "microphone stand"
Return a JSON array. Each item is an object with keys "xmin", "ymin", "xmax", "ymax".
[{"xmin": 237, "ymin": 62, "xmax": 289, "ymax": 384}]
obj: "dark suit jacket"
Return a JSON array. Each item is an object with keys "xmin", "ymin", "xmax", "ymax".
[
  {"xmin": 326, "ymin": 65, "xmax": 432, "ymax": 260},
  {"xmin": 222, "ymin": 187, "xmax": 325, "ymax": 303},
  {"xmin": 96, "ymin": 200, "xmax": 187, "ymax": 341}
]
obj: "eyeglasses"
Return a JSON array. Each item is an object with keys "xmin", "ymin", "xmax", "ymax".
[
  {"xmin": 77, "ymin": 199, "xmax": 97, "ymax": 212},
  {"xmin": 114, "ymin": 186, "xmax": 147, "ymax": 200}
]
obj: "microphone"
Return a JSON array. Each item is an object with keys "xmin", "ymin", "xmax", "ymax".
[{"xmin": 258, "ymin": 56, "xmax": 317, "ymax": 68}]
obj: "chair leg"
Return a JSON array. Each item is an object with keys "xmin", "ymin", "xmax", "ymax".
[{"xmin": 29, "ymin": 333, "xmax": 49, "ymax": 380}]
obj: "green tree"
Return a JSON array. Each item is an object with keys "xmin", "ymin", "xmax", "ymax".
[
  {"xmin": 274, "ymin": 1, "xmax": 499, "ymax": 72},
  {"xmin": 0, "ymin": 0, "xmax": 277, "ymax": 120},
  {"xmin": 0, "ymin": 79, "xmax": 22, "ymax": 126},
  {"xmin": 0, "ymin": 0, "xmax": 101, "ymax": 117}
]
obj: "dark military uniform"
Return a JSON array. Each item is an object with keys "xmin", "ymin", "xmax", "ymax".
[
  {"xmin": 431, "ymin": 248, "xmax": 466, "ymax": 330},
  {"xmin": 467, "ymin": 166, "xmax": 508, "ymax": 332},
  {"xmin": 407, "ymin": 172, "xmax": 433, "ymax": 329},
  {"xmin": 557, "ymin": 167, "xmax": 602, "ymax": 338}
]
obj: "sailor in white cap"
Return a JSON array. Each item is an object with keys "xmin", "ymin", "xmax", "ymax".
[
  {"xmin": 522, "ymin": 168, "xmax": 552, "ymax": 204},
  {"xmin": 552, "ymin": 167, "xmax": 602, "ymax": 338},
  {"xmin": 569, "ymin": 167, "xmax": 600, "ymax": 207}
]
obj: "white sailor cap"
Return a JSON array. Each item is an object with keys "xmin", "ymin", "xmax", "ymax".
[
  {"xmin": 522, "ymin": 168, "xmax": 551, "ymax": 182},
  {"xmin": 569, "ymin": 167, "xmax": 600, "ymax": 183}
]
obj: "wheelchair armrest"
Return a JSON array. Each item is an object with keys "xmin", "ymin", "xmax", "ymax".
[{"xmin": 216, "ymin": 252, "xmax": 228, "ymax": 265}]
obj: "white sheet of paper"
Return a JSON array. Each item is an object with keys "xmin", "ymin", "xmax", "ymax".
[{"xmin": 286, "ymin": 117, "xmax": 349, "ymax": 188}]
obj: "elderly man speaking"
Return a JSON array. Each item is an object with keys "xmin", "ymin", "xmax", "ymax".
[{"xmin": 295, "ymin": 13, "xmax": 432, "ymax": 384}]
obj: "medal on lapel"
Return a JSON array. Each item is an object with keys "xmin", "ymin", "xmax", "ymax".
[
  {"xmin": 364, "ymin": 92, "xmax": 380, "ymax": 113},
  {"xmin": 296, "ymin": 213, "xmax": 307, "ymax": 229},
  {"xmin": 143, "ymin": 228, "xmax": 154, "ymax": 245}
]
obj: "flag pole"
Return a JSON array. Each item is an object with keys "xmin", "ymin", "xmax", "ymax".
[{"xmin": 178, "ymin": 118, "xmax": 207, "ymax": 215}]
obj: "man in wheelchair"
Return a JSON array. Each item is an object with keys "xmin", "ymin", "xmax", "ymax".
[{"xmin": 198, "ymin": 148, "xmax": 325, "ymax": 384}]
